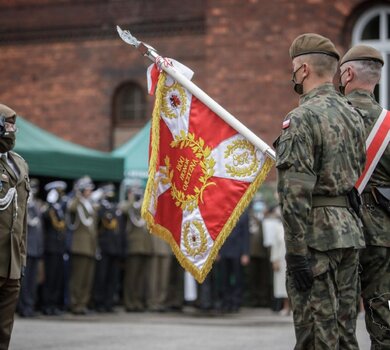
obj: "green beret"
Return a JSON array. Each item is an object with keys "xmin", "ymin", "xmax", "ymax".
[
  {"xmin": 289, "ymin": 33, "xmax": 340, "ymax": 60},
  {"xmin": 340, "ymin": 45, "xmax": 384, "ymax": 66}
]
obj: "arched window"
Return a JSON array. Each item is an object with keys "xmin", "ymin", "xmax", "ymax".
[
  {"xmin": 113, "ymin": 82, "xmax": 147, "ymax": 126},
  {"xmin": 352, "ymin": 6, "xmax": 390, "ymax": 108},
  {"xmin": 112, "ymin": 81, "xmax": 148, "ymax": 148}
]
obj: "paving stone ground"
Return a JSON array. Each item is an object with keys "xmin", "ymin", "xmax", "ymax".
[{"xmin": 10, "ymin": 307, "xmax": 370, "ymax": 350}]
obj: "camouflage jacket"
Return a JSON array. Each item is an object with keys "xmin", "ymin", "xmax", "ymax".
[
  {"xmin": 347, "ymin": 89, "xmax": 390, "ymax": 247},
  {"xmin": 275, "ymin": 83, "xmax": 366, "ymax": 255}
]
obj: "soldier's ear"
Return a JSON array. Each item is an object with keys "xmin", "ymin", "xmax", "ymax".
[
  {"xmin": 302, "ymin": 63, "xmax": 310, "ymax": 78},
  {"xmin": 345, "ymin": 66, "xmax": 354, "ymax": 84}
]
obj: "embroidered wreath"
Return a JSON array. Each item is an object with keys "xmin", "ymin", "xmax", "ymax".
[
  {"xmin": 161, "ymin": 82, "xmax": 188, "ymax": 119},
  {"xmin": 161, "ymin": 131, "xmax": 216, "ymax": 212},
  {"xmin": 224, "ymin": 139, "xmax": 259, "ymax": 178},
  {"xmin": 183, "ymin": 220, "xmax": 208, "ymax": 257}
]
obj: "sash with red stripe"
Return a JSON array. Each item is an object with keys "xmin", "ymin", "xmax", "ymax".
[{"xmin": 355, "ymin": 108, "xmax": 390, "ymax": 194}]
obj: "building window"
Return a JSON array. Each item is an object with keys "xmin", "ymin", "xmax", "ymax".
[
  {"xmin": 113, "ymin": 82, "xmax": 147, "ymax": 127},
  {"xmin": 352, "ymin": 6, "xmax": 390, "ymax": 108}
]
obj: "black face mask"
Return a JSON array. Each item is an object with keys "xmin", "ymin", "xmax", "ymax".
[
  {"xmin": 0, "ymin": 132, "xmax": 15, "ymax": 153},
  {"xmin": 291, "ymin": 65, "xmax": 306, "ymax": 95}
]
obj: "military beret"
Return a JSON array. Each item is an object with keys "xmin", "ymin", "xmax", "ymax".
[
  {"xmin": 340, "ymin": 45, "xmax": 384, "ymax": 66},
  {"xmin": 44, "ymin": 180, "xmax": 67, "ymax": 192},
  {"xmin": 289, "ymin": 33, "xmax": 340, "ymax": 60}
]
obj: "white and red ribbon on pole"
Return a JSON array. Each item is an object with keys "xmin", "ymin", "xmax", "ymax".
[
  {"xmin": 355, "ymin": 108, "xmax": 390, "ymax": 193},
  {"xmin": 147, "ymin": 59, "xmax": 194, "ymax": 95}
]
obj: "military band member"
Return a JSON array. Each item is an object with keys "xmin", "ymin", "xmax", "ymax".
[
  {"xmin": 148, "ymin": 227, "xmax": 172, "ymax": 312},
  {"xmin": 93, "ymin": 183, "xmax": 122, "ymax": 313},
  {"xmin": 67, "ymin": 176, "xmax": 97, "ymax": 315},
  {"xmin": 340, "ymin": 45, "xmax": 390, "ymax": 349},
  {"xmin": 0, "ymin": 104, "xmax": 30, "ymax": 350},
  {"xmin": 246, "ymin": 199, "xmax": 272, "ymax": 308},
  {"xmin": 42, "ymin": 180, "xmax": 68, "ymax": 315},
  {"xmin": 18, "ymin": 178, "xmax": 44, "ymax": 318},
  {"xmin": 120, "ymin": 186, "xmax": 152, "ymax": 312},
  {"xmin": 274, "ymin": 34, "xmax": 366, "ymax": 349},
  {"xmin": 218, "ymin": 210, "xmax": 250, "ymax": 313}
]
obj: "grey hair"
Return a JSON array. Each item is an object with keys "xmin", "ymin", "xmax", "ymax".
[
  {"xmin": 296, "ymin": 53, "xmax": 338, "ymax": 78},
  {"xmin": 348, "ymin": 60, "xmax": 382, "ymax": 85}
]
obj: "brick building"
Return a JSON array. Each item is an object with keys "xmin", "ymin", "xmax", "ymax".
[{"xmin": 0, "ymin": 0, "xmax": 389, "ymax": 155}]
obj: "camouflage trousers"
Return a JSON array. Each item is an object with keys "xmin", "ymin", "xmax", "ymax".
[
  {"xmin": 287, "ymin": 247, "xmax": 360, "ymax": 350},
  {"xmin": 360, "ymin": 246, "xmax": 390, "ymax": 350}
]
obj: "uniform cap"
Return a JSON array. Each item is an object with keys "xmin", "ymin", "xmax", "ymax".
[
  {"xmin": 0, "ymin": 104, "xmax": 16, "ymax": 123},
  {"xmin": 30, "ymin": 178, "xmax": 40, "ymax": 190},
  {"xmin": 101, "ymin": 183, "xmax": 115, "ymax": 197},
  {"xmin": 289, "ymin": 33, "xmax": 340, "ymax": 60},
  {"xmin": 340, "ymin": 45, "xmax": 384, "ymax": 66},
  {"xmin": 75, "ymin": 176, "xmax": 95, "ymax": 191},
  {"xmin": 44, "ymin": 180, "xmax": 67, "ymax": 192}
]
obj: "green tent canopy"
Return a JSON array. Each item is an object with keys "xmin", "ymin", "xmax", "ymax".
[
  {"xmin": 112, "ymin": 121, "xmax": 150, "ymax": 180},
  {"xmin": 14, "ymin": 117, "xmax": 124, "ymax": 181}
]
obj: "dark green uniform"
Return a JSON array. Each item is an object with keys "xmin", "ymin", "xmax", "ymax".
[
  {"xmin": 347, "ymin": 89, "xmax": 390, "ymax": 349},
  {"xmin": 67, "ymin": 195, "xmax": 97, "ymax": 314},
  {"xmin": 275, "ymin": 83, "xmax": 366, "ymax": 349},
  {"xmin": 119, "ymin": 199, "xmax": 152, "ymax": 311},
  {"xmin": 0, "ymin": 151, "xmax": 29, "ymax": 350}
]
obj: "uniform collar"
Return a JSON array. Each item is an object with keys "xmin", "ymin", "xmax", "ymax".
[
  {"xmin": 299, "ymin": 82, "xmax": 335, "ymax": 105},
  {"xmin": 347, "ymin": 88, "xmax": 375, "ymax": 101}
]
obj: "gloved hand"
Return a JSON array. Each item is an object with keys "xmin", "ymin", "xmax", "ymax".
[{"xmin": 286, "ymin": 254, "xmax": 314, "ymax": 292}]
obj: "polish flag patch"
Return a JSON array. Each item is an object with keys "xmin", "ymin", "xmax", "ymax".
[{"xmin": 282, "ymin": 119, "xmax": 290, "ymax": 129}]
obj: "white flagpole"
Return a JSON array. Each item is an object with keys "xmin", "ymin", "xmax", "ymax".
[{"xmin": 117, "ymin": 26, "xmax": 276, "ymax": 161}]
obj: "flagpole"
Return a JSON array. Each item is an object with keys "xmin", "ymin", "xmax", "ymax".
[{"xmin": 117, "ymin": 26, "xmax": 276, "ymax": 161}]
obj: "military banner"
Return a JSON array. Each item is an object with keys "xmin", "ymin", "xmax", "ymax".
[
  {"xmin": 142, "ymin": 68, "xmax": 273, "ymax": 282},
  {"xmin": 117, "ymin": 26, "xmax": 275, "ymax": 282}
]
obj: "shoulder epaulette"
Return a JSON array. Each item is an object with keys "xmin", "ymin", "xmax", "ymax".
[{"xmin": 9, "ymin": 151, "xmax": 26, "ymax": 162}]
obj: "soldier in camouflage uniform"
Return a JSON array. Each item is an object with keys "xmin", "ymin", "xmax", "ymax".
[
  {"xmin": 274, "ymin": 34, "xmax": 366, "ymax": 349},
  {"xmin": 340, "ymin": 45, "xmax": 390, "ymax": 350}
]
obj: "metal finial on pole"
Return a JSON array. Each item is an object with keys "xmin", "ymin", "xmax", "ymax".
[{"xmin": 116, "ymin": 26, "xmax": 276, "ymax": 161}]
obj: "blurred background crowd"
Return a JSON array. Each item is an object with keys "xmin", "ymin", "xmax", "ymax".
[{"xmin": 18, "ymin": 175, "xmax": 289, "ymax": 318}]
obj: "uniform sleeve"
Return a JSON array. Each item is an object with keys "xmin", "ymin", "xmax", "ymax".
[
  {"xmin": 21, "ymin": 199, "xmax": 28, "ymax": 269},
  {"xmin": 275, "ymin": 110, "xmax": 317, "ymax": 256},
  {"xmin": 21, "ymin": 162, "xmax": 29, "ymax": 270},
  {"xmin": 67, "ymin": 195, "xmax": 80, "ymax": 212}
]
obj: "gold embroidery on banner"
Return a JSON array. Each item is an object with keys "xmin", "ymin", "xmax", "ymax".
[
  {"xmin": 224, "ymin": 139, "xmax": 258, "ymax": 177},
  {"xmin": 161, "ymin": 130, "xmax": 216, "ymax": 212},
  {"xmin": 183, "ymin": 220, "xmax": 208, "ymax": 257},
  {"xmin": 161, "ymin": 82, "xmax": 187, "ymax": 119}
]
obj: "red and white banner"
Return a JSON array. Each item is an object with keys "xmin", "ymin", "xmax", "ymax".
[
  {"xmin": 355, "ymin": 108, "xmax": 390, "ymax": 194},
  {"xmin": 142, "ymin": 70, "xmax": 274, "ymax": 282}
]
